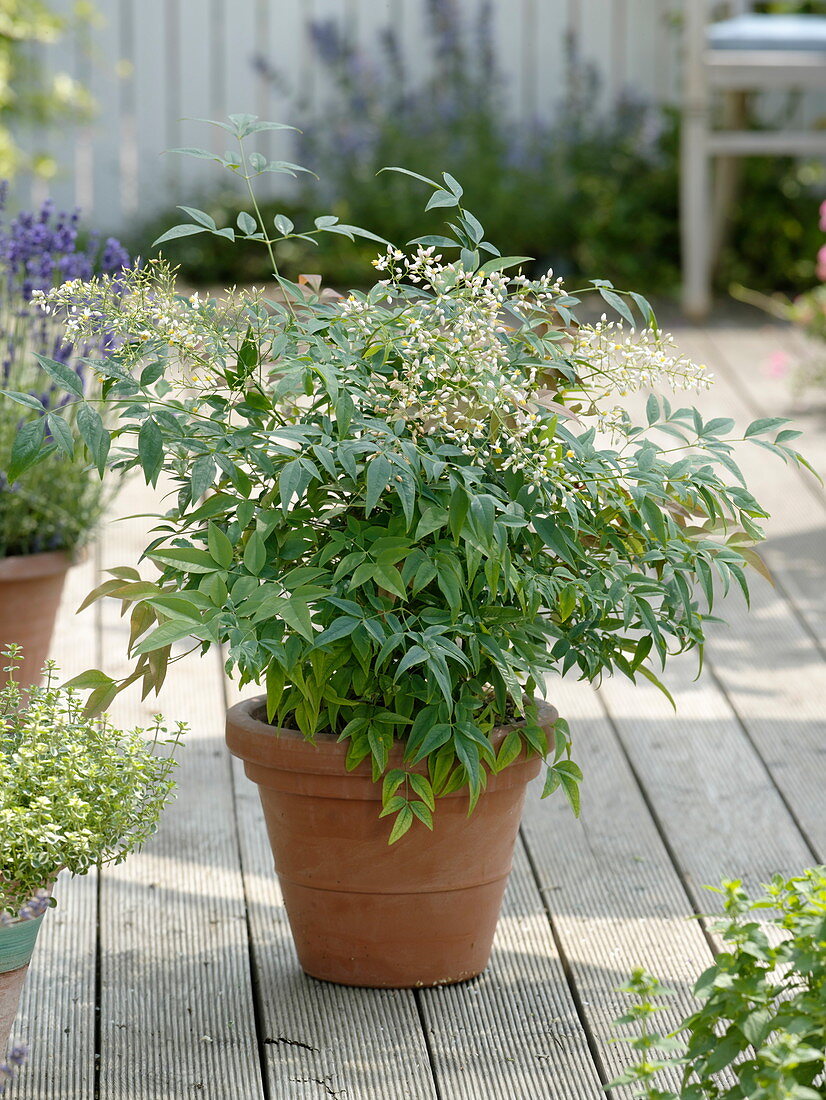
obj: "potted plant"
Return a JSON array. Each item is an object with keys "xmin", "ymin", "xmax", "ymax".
[
  {"xmin": 5, "ymin": 115, "xmax": 813, "ymax": 987},
  {"xmin": 0, "ymin": 187, "xmax": 130, "ymax": 684},
  {"xmin": 0, "ymin": 645, "xmax": 183, "ymax": 1060}
]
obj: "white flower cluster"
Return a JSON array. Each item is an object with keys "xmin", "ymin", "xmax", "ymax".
[
  {"xmin": 33, "ymin": 262, "xmax": 239, "ymax": 381},
  {"xmin": 570, "ymin": 318, "xmax": 713, "ymax": 398},
  {"xmin": 340, "ymin": 246, "xmax": 561, "ymax": 481}
]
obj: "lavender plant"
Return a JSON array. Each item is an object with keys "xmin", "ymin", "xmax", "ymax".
[
  {"xmin": 0, "ymin": 644, "xmax": 183, "ymax": 919},
  {"xmin": 4, "ymin": 115, "xmax": 815, "ymax": 839},
  {"xmin": 0, "ymin": 187, "xmax": 129, "ymax": 557}
]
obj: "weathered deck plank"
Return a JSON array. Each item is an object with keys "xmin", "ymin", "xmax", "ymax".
[
  {"xmin": 226, "ymin": 686, "xmax": 439, "ymax": 1100},
  {"xmin": 416, "ymin": 841, "xmax": 604, "ymax": 1100},
  {"xmin": 230, "ymin": 754, "xmax": 439, "ymax": 1100},
  {"xmin": 673, "ymin": 326, "xmax": 826, "ymax": 859},
  {"xmin": 598, "ymin": 651, "xmax": 817, "ymax": 906},
  {"xmin": 13, "ymin": 553, "xmax": 99, "ymax": 1100},
  {"xmin": 95, "ymin": 483, "xmax": 265, "ymax": 1100},
  {"xmin": 677, "ymin": 323, "xmax": 826, "ymax": 652},
  {"xmin": 520, "ymin": 677, "xmax": 715, "ymax": 1090}
]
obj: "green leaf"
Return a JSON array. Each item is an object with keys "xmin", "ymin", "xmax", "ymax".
[
  {"xmin": 61, "ymin": 669, "xmax": 115, "ymax": 690},
  {"xmin": 2, "ymin": 390, "xmax": 46, "ymax": 411},
  {"xmin": 744, "ymin": 416, "xmax": 788, "ymax": 438},
  {"xmin": 374, "ymin": 564, "xmax": 406, "ymax": 600},
  {"xmin": 279, "ymin": 458, "xmax": 303, "ymax": 514},
  {"xmin": 8, "ymin": 416, "xmax": 46, "ymax": 482},
  {"xmin": 207, "ymin": 522, "xmax": 234, "ymax": 568},
  {"xmin": 138, "ymin": 417, "xmax": 164, "ymax": 484},
  {"xmin": 408, "ymin": 722, "xmax": 452, "ymax": 764},
  {"xmin": 76, "ymin": 403, "xmax": 110, "ymax": 474},
  {"xmin": 365, "ymin": 454, "xmax": 392, "ymax": 516},
  {"xmin": 533, "ymin": 516, "xmax": 575, "ymax": 567},
  {"xmin": 190, "ymin": 454, "xmax": 215, "ymax": 502},
  {"xmin": 496, "ymin": 730, "xmax": 523, "ymax": 771},
  {"xmin": 597, "ymin": 286, "xmax": 635, "ymax": 326},
  {"xmin": 236, "ymin": 211, "xmax": 258, "ymax": 235},
  {"xmin": 315, "ymin": 616, "xmax": 360, "ymax": 647},
  {"xmin": 132, "ymin": 619, "xmax": 198, "ymax": 655},
  {"xmin": 388, "ymin": 804, "xmax": 414, "ymax": 844},
  {"xmin": 274, "ymin": 213, "xmax": 294, "ymax": 235},
  {"xmin": 33, "ymin": 353, "xmax": 84, "ymax": 397},
  {"xmin": 148, "ymin": 547, "xmax": 217, "ymax": 574},
  {"xmin": 46, "ymin": 413, "xmax": 74, "ymax": 457},
  {"xmin": 441, "ymin": 171, "xmax": 463, "ymax": 197},
  {"xmin": 243, "ymin": 530, "xmax": 267, "ymax": 575},
  {"xmin": 478, "ymin": 255, "xmax": 533, "ymax": 275},
  {"xmin": 426, "ymin": 189, "xmax": 459, "ymax": 210},
  {"xmin": 178, "ymin": 205, "xmax": 216, "ymax": 230},
  {"xmin": 407, "ymin": 773, "xmax": 435, "ymax": 811},
  {"xmin": 407, "ymin": 234, "xmax": 458, "ymax": 249},
  {"xmin": 281, "ymin": 597, "xmax": 315, "ymax": 641},
  {"xmin": 153, "ymin": 223, "xmax": 208, "ymax": 247},
  {"xmin": 379, "ymin": 166, "xmax": 440, "ymax": 187}
]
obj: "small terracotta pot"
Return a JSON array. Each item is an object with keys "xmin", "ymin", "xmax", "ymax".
[
  {"xmin": 0, "ymin": 913, "xmax": 46, "ymax": 1054},
  {"xmin": 226, "ymin": 697, "xmax": 555, "ymax": 988},
  {"xmin": 0, "ymin": 551, "xmax": 72, "ymax": 686}
]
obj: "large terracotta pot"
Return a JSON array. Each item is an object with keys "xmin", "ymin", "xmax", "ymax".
[
  {"xmin": 0, "ymin": 551, "xmax": 72, "ymax": 686},
  {"xmin": 226, "ymin": 696, "xmax": 554, "ymax": 988},
  {"xmin": 0, "ymin": 914, "xmax": 45, "ymax": 1054}
]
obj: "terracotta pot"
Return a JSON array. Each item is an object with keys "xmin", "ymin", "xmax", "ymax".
[
  {"xmin": 0, "ymin": 551, "xmax": 72, "ymax": 686},
  {"xmin": 226, "ymin": 696, "xmax": 555, "ymax": 988},
  {"xmin": 0, "ymin": 913, "xmax": 46, "ymax": 1054}
]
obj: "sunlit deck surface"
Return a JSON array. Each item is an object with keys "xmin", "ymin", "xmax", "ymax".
[{"xmin": 12, "ymin": 318, "xmax": 826, "ymax": 1099}]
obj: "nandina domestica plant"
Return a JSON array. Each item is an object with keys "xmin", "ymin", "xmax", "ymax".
[{"xmin": 5, "ymin": 115, "xmax": 813, "ymax": 841}]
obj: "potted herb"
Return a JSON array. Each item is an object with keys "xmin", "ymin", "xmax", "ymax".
[
  {"xmin": 612, "ymin": 868, "xmax": 826, "ymax": 1099},
  {"xmin": 6, "ymin": 116, "xmax": 812, "ymax": 987},
  {"xmin": 0, "ymin": 188, "xmax": 129, "ymax": 684},
  {"xmin": 0, "ymin": 645, "xmax": 182, "ymax": 1059}
]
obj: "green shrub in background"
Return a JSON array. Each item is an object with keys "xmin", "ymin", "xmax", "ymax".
[
  {"xmin": 613, "ymin": 868, "xmax": 826, "ymax": 1100},
  {"xmin": 127, "ymin": 1, "xmax": 824, "ymax": 297}
]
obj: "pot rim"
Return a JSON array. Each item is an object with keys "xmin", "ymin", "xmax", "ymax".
[
  {"xmin": 0, "ymin": 549, "xmax": 77, "ymax": 581},
  {"xmin": 226, "ymin": 694, "xmax": 558, "ymax": 780}
]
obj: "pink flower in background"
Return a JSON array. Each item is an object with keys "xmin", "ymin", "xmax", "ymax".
[
  {"xmin": 820, "ymin": 199, "xmax": 826, "ymax": 231},
  {"xmin": 817, "ymin": 244, "xmax": 826, "ymax": 282},
  {"xmin": 766, "ymin": 349, "xmax": 790, "ymax": 379}
]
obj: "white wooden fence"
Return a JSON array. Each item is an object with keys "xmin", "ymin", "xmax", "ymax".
[{"xmin": 16, "ymin": 0, "xmax": 684, "ymax": 233}]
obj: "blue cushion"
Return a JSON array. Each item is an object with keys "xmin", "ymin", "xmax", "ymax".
[{"xmin": 708, "ymin": 14, "xmax": 826, "ymax": 52}]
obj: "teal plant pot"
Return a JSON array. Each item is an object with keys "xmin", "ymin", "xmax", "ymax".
[
  {"xmin": 0, "ymin": 914, "xmax": 46, "ymax": 1053},
  {"xmin": 0, "ymin": 914, "xmax": 45, "ymax": 976}
]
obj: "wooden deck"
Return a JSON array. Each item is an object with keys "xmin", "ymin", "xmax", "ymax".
[{"xmin": 9, "ymin": 319, "xmax": 826, "ymax": 1099}]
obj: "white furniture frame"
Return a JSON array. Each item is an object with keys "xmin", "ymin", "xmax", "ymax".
[{"xmin": 681, "ymin": 0, "xmax": 826, "ymax": 318}]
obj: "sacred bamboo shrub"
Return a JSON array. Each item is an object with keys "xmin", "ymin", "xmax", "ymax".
[{"xmin": 5, "ymin": 115, "xmax": 814, "ymax": 838}]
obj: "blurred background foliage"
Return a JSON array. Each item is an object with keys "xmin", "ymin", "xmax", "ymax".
[
  {"xmin": 127, "ymin": 0, "xmax": 826, "ymax": 297},
  {"xmin": 0, "ymin": 0, "xmax": 95, "ymax": 179}
]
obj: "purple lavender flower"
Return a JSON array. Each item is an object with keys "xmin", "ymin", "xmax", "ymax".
[
  {"xmin": 0, "ymin": 1043, "xmax": 28, "ymax": 1094},
  {"xmin": 0, "ymin": 186, "xmax": 131, "ymax": 408},
  {"xmin": 17, "ymin": 889, "xmax": 50, "ymax": 921}
]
